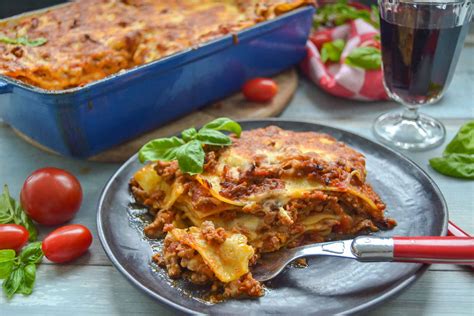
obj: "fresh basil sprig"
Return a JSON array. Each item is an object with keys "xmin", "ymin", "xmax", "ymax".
[
  {"xmin": 0, "ymin": 242, "xmax": 43, "ymax": 299},
  {"xmin": 321, "ymin": 39, "xmax": 345, "ymax": 63},
  {"xmin": 429, "ymin": 121, "xmax": 474, "ymax": 179},
  {"xmin": 0, "ymin": 36, "xmax": 47, "ymax": 47},
  {"xmin": 313, "ymin": 0, "xmax": 379, "ymax": 30},
  {"xmin": 345, "ymin": 46, "xmax": 381, "ymax": 70},
  {"xmin": 0, "ymin": 185, "xmax": 37, "ymax": 241},
  {"xmin": 139, "ymin": 118, "xmax": 242, "ymax": 175}
]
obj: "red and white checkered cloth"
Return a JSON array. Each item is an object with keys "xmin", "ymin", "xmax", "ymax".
[{"xmin": 301, "ymin": 18, "xmax": 388, "ymax": 101}]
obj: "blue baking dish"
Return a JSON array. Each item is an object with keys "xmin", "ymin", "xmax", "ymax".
[{"xmin": 0, "ymin": 5, "xmax": 315, "ymax": 158}]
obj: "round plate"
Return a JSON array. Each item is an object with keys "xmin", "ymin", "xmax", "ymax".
[{"xmin": 97, "ymin": 119, "xmax": 448, "ymax": 315}]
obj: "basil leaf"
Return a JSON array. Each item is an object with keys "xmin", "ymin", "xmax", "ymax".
[
  {"xmin": 430, "ymin": 154, "xmax": 474, "ymax": 179},
  {"xmin": 0, "ymin": 250, "xmax": 16, "ymax": 279},
  {"xmin": 444, "ymin": 121, "xmax": 474, "ymax": 155},
  {"xmin": 202, "ymin": 117, "xmax": 242, "ymax": 137},
  {"xmin": 17, "ymin": 264, "xmax": 36, "ymax": 295},
  {"xmin": 0, "ymin": 188, "xmax": 14, "ymax": 224},
  {"xmin": 18, "ymin": 209, "xmax": 37, "ymax": 242},
  {"xmin": 313, "ymin": 1, "xmax": 378, "ymax": 29},
  {"xmin": 345, "ymin": 46, "xmax": 381, "ymax": 70},
  {"xmin": 175, "ymin": 140, "xmax": 205, "ymax": 175},
  {"xmin": 321, "ymin": 39, "xmax": 345, "ymax": 63},
  {"xmin": 196, "ymin": 129, "xmax": 231, "ymax": 146},
  {"xmin": 0, "ymin": 36, "xmax": 47, "ymax": 47},
  {"xmin": 138, "ymin": 137, "xmax": 185, "ymax": 163},
  {"xmin": 429, "ymin": 121, "xmax": 474, "ymax": 179},
  {"xmin": 3, "ymin": 266, "xmax": 24, "ymax": 299},
  {"xmin": 0, "ymin": 185, "xmax": 37, "ymax": 241},
  {"xmin": 19, "ymin": 242, "xmax": 43, "ymax": 265},
  {"xmin": 181, "ymin": 128, "xmax": 197, "ymax": 142},
  {"xmin": 371, "ymin": 5, "xmax": 380, "ymax": 28}
]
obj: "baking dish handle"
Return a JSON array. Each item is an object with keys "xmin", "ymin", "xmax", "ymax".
[{"xmin": 0, "ymin": 80, "xmax": 12, "ymax": 94}]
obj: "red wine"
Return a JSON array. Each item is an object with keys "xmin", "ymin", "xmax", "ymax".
[{"xmin": 380, "ymin": 13, "xmax": 469, "ymax": 105}]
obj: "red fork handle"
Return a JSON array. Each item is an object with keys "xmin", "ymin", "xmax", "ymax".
[
  {"xmin": 448, "ymin": 220, "xmax": 471, "ymax": 237},
  {"xmin": 393, "ymin": 236, "xmax": 474, "ymax": 264}
]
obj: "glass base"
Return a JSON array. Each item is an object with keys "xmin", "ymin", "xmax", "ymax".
[{"xmin": 373, "ymin": 111, "xmax": 446, "ymax": 151}]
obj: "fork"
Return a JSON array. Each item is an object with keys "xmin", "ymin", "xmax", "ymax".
[{"xmin": 251, "ymin": 236, "xmax": 474, "ymax": 282}]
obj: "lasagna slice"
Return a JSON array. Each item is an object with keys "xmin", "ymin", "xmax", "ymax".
[
  {"xmin": 131, "ymin": 126, "xmax": 396, "ymax": 297},
  {"xmin": 154, "ymin": 221, "xmax": 263, "ymax": 300}
]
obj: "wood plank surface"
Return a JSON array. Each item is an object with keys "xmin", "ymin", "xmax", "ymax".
[{"xmin": 1, "ymin": 266, "xmax": 472, "ymax": 316}]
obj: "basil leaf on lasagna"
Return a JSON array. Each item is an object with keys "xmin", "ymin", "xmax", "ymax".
[
  {"xmin": 181, "ymin": 128, "xmax": 198, "ymax": 142},
  {"xmin": 197, "ymin": 129, "xmax": 232, "ymax": 146},
  {"xmin": 138, "ymin": 118, "xmax": 241, "ymax": 174},
  {"xmin": 202, "ymin": 117, "xmax": 242, "ymax": 137},
  {"xmin": 138, "ymin": 137, "xmax": 185, "ymax": 163},
  {"xmin": 176, "ymin": 140, "xmax": 205, "ymax": 175}
]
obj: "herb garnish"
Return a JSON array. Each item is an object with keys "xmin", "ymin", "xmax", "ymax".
[
  {"xmin": 0, "ymin": 36, "xmax": 47, "ymax": 47},
  {"xmin": 321, "ymin": 39, "xmax": 345, "ymax": 63},
  {"xmin": 0, "ymin": 242, "xmax": 43, "ymax": 299},
  {"xmin": 345, "ymin": 46, "xmax": 382, "ymax": 70},
  {"xmin": 313, "ymin": 0, "xmax": 379, "ymax": 30},
  {"xmin": 429, "ymin": 121, "xmax": 474, "ymax": 179},
  {"xmin": 0, "ymin": 185, "xmax": 37, "ymax": 241},
  {"xmin": 139, "ymin": 118, "xmax": 242, "ymax": 175}
]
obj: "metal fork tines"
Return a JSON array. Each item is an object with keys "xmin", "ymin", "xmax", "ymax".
[{"xmin": 252, "ymin": 240, "xmax": 356, "ymax": 282}]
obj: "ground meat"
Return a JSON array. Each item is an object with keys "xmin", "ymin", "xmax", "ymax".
[
  {"xmin": 220, "ymin": 178, "xmax": 284, "ymax": 200},
  {"xmin": 200, "ymin": 221, "xmax": 227, "ymax": 245},
  {"xmin": 223, "ymin": 273, "xmax": 263, "ymax": 298},
  {"xmin": 130, "ymin": 178, "xmax": 165, "ymax": 211},
  {"xmin": 144, "ymin": 209, "xmax": 176, "ymax": 238},
  {"xmin": 203, "ymin": 150, "xmax": 219, "ymax": 172},
  {"xmin": 260, "ymin": 234, "xmax": 283, "ymax": 253},
  {"xmin": 157, "ymin": 233, "xmax": 214, "ymax": 283},
  {"xmin": 154, "ymin": 161, "xmax": 180, "ymax": 183}
]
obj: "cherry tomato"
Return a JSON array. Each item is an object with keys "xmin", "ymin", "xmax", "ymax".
[
  {"xmin": 21, "ymin": 167, "xmax": 83, "ymax": 226},
  {"xmin": 0, "ymin": 224, "xmax": 29, "ymax": 251},
  {"xmin": 42, "ymin": 224, "xmax": 93, "ymax": 263},
  {"xmin": 242, "ymin": 78, "xmax": 278, "ymax": 103},
  {"xmin": 310, "ymin": 29, "xmax": 332, "ymax": 50}
]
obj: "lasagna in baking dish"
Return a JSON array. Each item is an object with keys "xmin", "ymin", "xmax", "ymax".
[
  {"xmin": 131, "ymin": 125, "xmax": 396, "ymax": 300},
  {"xmin": 0, "ymin": 0, "xmax": 314, "ymax": 90}
]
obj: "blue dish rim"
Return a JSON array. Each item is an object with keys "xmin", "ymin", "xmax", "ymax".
[{"xmin": 96, "ymin": 118, "xmax": 448, "ymax": 315}]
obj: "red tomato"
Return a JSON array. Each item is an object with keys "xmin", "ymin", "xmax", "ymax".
[
  {"xmin": 242, "ymin": 78, "xmax": 278, "ymax": 103},
  {"xmin": 21, "ymin": 167, "xmax": 83, "ymax": 226},
  {"xmin": 42, "ymin": 224, "xmax": 93, "ymax": 263},
  {"xmin": 310, "ymin": 30, "xmax": 332, "ymax": 50},
  {"xmin": 0, "ymin": 224, "xmax": 29, "ymax": 251}
]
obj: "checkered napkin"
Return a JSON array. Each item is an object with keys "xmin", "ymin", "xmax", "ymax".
[{"xmin": 300, "ymin": 18, "xmax": 388, "ymax": 101}]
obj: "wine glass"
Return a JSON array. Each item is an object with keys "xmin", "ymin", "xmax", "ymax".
[{"xmin": 374, "ymin": 0, "xmax": 472, "ymax": 150}]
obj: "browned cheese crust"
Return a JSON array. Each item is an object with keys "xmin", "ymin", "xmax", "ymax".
[{"xmin": 0, "ymin": 0, "xmax": 314, "ymax": 90}]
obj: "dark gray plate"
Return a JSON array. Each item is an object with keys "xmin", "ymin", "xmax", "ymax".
[{"xmin": 97, "ymin": 119, "xmax": 448, "ymax": 315}]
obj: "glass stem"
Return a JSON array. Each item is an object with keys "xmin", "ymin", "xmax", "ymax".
[{"xmin": 402, "ymin": 107, "xmax": 419, "ymax": 120}]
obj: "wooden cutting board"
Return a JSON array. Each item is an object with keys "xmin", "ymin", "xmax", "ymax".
[{"xmin": 15, "ymin": 68, "xmax": 298, "ymax": 162}]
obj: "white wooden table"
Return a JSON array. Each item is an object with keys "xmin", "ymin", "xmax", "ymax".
[{"xmin": 1, "ymin": 46, "xmax": 473, "ymax": 316}]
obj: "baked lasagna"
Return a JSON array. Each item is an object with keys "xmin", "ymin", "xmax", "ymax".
[
  {"xmin": 0, "ymin": 0, "xmax": 314, "ymax": 90},
  {"xmin": 131, "ymin": 126, "xmax": 396, "ymax": 300}
]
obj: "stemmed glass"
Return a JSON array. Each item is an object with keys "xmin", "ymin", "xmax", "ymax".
[{"xmin": 374, "ymin": 0, "xmax": 473, "ymax": 150}]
